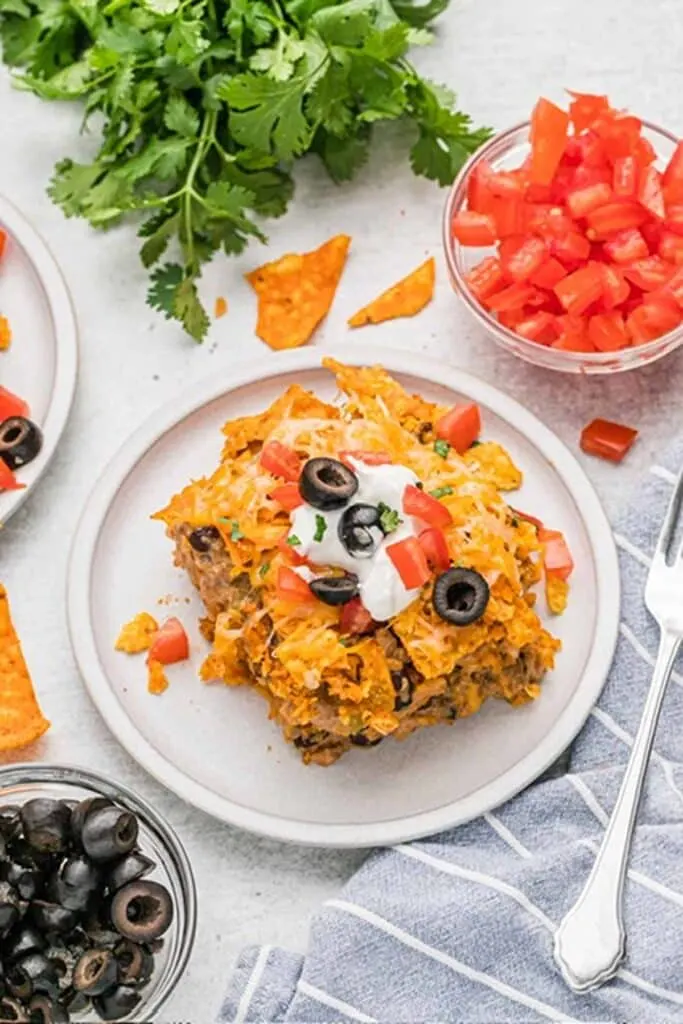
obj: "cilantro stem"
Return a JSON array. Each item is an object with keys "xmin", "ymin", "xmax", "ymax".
[{"xmin": 181, "ymin": 109, "xmax": 217, "ymax": 274}]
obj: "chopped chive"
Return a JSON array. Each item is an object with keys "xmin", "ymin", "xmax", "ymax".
[
  {"xmin": 339, "ymin": 636, "xmax": 353, "ymax": 647},
  {"xmin": 430, "ymin": 486, "xmax": 454, "ymax": 499},
  {"xmin": 287, "ymin": 534, "xmax": 301, "ymax": 546},
  {"xmin": 314, "ymin": 515, "xmax": 327, "ymax": 543},
  {"xmin": 230, "ymin": 521, "xmax": 244, "ymax": 542},
  {"xmin": 469, "ymin": 439, "xmax": 482, "ymax": 448},
  {"xmin": 434, "ymin": 439, "xmax": 450, "ymax": 458},
  {"xmin": 259, "ymin": 562, "xmax": 270, "ymax": 578}
]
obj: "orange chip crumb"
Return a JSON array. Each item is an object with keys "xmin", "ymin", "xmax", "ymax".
[
  {"xmin": 348, "ymin": 257, "xmax": 436, "ymax": 328},
  {"xmin": 214, "ymin": 296, "xmax": 228, "ymax": 319},
  {"xmin": 0, "ymin": 584, "xmax": 50, "ymax": 751},
  {"xmin": 546, "ymin": 575, "xmax": 569, "ymax": 615},
  {"xmin": 115, "ymin": 612, "xmax": 159, "ymax": 654},
  {"xmin": 147, "ymin": 659, "xmax": 169, "ymax": 695},
  {"xmin": 246, "ymin": 234, "xmax": 351, "ymax": 350},
  {"xmin": 0, "ymin": 316, "xmax": 11, "ymax": 351}
]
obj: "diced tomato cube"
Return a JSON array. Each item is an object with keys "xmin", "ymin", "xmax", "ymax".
[
  {"xmin": 539, "ymin": 528, "xmax": 574, "ymax": 580},
  {"xmin": 451, "ymin": 211, "xmax": 497, "ymax": 247},
  {"xmin": 623, "ymin": 256, "xmax": 675, "ymax": 291},
  {"xmin": 580, "ymin": 418, "xmax": 639, "ymax": 463},
  {"xmin": 526, "ymin": 183, "xmax": 554, "ymax": 204},
  {"xmin": 501, "ymin": 236, "xmax": 548, "ymax": 282},
  {"xmin": 435, "ymin": 402, "xmax": 482, "ymax": 452},
  {"xmin": 530, "ymin": 257, "xmax": 568, "ymax": 290},
  {"xmin": 570, "ymin": 164, "xmax": 612, "ymax": 192},
  {"xmin": 554, "ymin": 263, "xmax": 604, "ymax": 316},
  {"xmin": 586, "ymin": 201, "xmax": 649, "ymax": 238},
  {"xmin": 490, "ymin": 197, "xmax": 528, "ymax": 238},
  {"xmin": 638, "ymin": 165, "xmax": 666, "ymax": 220},
  {"xmin": 0, "ymin": 461, "xmax": 24, "ymax": 491},
  {"xmin": 529, "ymin": 98, "xmax": 570, "ymax": 186},
  {"xmin": 633, "ymin": 136, "xmax": 657, "ymax": 169},
  {"xmin": 659, "ymin": 231, "xmax": 683, "ymax": 266},
  {"xmin": 486, "ymin": 169, "xmax": 526, "ymax": 199},
  {"xmin": 418, "ymin": 528, "xmax": 451, "ymax": 573},
  {"xmin": 575, "ymin": 131, "xmax": 607, "ymax": 168},
  {"xmin": 0, "ymin": 387, "xmax": 29, "ymax": 423},
  {"xmin": 665, "ymin": 206, "xmax": 683, "ymax": 237},
  {"xmin": 403, "ymin": 485, "xmax": 453, "ymax": 529},
  {"xmin": 663, "ymin": 141, "xmax": 683, "ymax": 204},
  {"xmin": 552, "ymin": 325, "xmax": 595, "ymax": 353},
  {"xmin": 467, "ymin": 160, "xmax": 496, "ymax": 214},
  {"xmin": 485, "ymin": 283, "xmax": 540, "ymax": 313},
  {"xmin": 260, "ymin": 441, "xmax": 301, "ymax": 482},
  {"xmin": 599, "ymin": 264, "xmax": 630, "ymax": 310},
  {"xmin": 612, "ymin": 155, "xmax": 638, "ymax": 198},
  {"xmin": 587, "ymin": 311, "xmax": 629, "ymax": 351},
  {"xmin": 148, "ymin": 618, "xmax": 189, "ymax": 666},
  {"xmin": 667, "ymin": 267, "xmax": 683, "ymax": 308},
  {"xmin": 0, "ymin": 231, "xmax": 6, "ymax": 262},
  {"xmin": 276, "ymin": 566, "xmax": 315, "ymax": 604},
  {"xmin": 270, "ymin": 483, "xmax": 304, "ymax": 511},
  {"xmin": 550, "ymin": 231, "xmax": 591, "ymax": 266},
  {"xmin": 515, "ymin": 311, "xmax": 559, "ymax": 345},
  {"xmin": 464, "ymin": 257, "xmax": 506, "ymax": 302},
  {"xmin": 567, "ymin": 91, "xmax": 611, "ymax": 134},
  {"xmin": 626, "ymin": 301, "xmax": 681, "ymax": 344},
  {"xmin": 603, "ymin": 228, "xmax": 649, "ymax": 263},
  {"xmin": 566, "ymin": 182, "xmax": 613, "ymax": 219},
  {"xmin": 593, "ymin": 113, "xmax": 642, "ymax": 162},
  {"xmin": 339, "ymin": 450, "xmax": 391, "ymax": 469},
  {"xmin": 550, "ymin": 165, "xmax": 577, "ymax": 205},
  {"xmin": 386, "ymin": 537, "xmax": 432, "ymax": 590},
  {"xmin": 339, "ymin": 598, "xmax": 374, "ymax": 636},
  {"xmin": 640, "ymin": 221, "xmax": 664, "ymax": 253}
]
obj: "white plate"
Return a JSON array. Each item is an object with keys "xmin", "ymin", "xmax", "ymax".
[
  {"xmin": 0, "ymin": 195, "xmax": 78, "ymax": 523},
  {"xmin": 67, "ymin": 348, "xmax": 619, "ymax": 848}
]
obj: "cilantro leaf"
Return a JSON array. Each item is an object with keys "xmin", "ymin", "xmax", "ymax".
[
  {"xmin": 147, "ymin": 263, "xmax": 184, "ymax": 320},
  {"xmin": 139, "ymin": 212, "xmax": 179, "ymax": 268},
  {"xmin": 434, "ymin": 439, "xmax": 450, "ymax": 458},
  {"xmin": 430, "ymin": 485, "xmax": 453, "ymax": 499},
  {"xmin": 378, "ymin": 502, "xmax": 402, "ymax": 534},
  {"xmin": 314, "ymin": 128, "xmax": 370, "ymax": 182},
  {"xmin": 389, "ymin": 0, "xmax": 451, "ymax": 27},
  {"xmin": 219, "ymin": 71, "xmax": 317, "ymax": 161},
  {"xmin": 287, "ymin": 534, "xmax": 302, "ymax": 546},
  {"xmin": 164, "ymin": 94, "xmax": 200, "ymax": 138}
]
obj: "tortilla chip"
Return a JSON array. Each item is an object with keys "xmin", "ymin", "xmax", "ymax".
[
  {"xmin": 546, "ymin": 575, "xmax": 569, "ymax": 615},
  {"xmin": 214, "ymin": 296, "xmax": 228, "ymax": 319},
  {"xmin": 0, "ymin": 584, "xmax": 50, "ymax": 751},
  {"xmin": 0, "ymin": 315, "xmax": 11, "ymax": 351},
  {"xmin": 115, "ymin": 612, "xmax": 159, "ymax": 654},
  {"xmin": 246, "ymin": 235, "xmax": 351, "ymax": 350},
  {"xmin": 147, "ymin": 659, "xmax": 169, "ymax": 695},
  {"xmin": 348, "ymin": 257, "xmax": 436, "ymax": 327}
]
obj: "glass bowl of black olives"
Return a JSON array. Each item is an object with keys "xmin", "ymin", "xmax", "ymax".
[{"xmin": 0, "ymin": 764, "xmax": 196, "ymax": 1023}]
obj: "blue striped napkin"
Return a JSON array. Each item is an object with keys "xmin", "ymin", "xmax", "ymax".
[{"xmin": 219, "ymin": 446, "xmax": 683, "ymax": 1024}]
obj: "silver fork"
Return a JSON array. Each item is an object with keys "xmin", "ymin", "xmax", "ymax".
[{"xmin": 554, "ymin": 469, "xmax": 683, "ymax": 992}]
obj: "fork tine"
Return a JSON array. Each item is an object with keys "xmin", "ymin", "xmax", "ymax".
[{"xmin": 656, "ymin": 468, "xmax": 683, "ymax": 562}]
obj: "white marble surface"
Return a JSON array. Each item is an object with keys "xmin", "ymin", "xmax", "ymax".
[{"xmin": 2, "ymin": 0, "xmax": 683, "ymax": 1018}]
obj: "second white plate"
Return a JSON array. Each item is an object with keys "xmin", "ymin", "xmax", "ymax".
[{"xmin": 67, "ymin": 348, "xmax": 619, "ymax": 847}]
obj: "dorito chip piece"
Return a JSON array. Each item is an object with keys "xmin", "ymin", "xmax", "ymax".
[
  {"xmin": 148, "ymin": 659, "xmax": 170, "ymax": 696},
  {"xmin": 246, "ymin": 234, "xmax": 351, "ymax": 350},
  {"xmin": 0, "ymin": 315, "xmax": 11, "ymax": 351},
  {"xmin": 546, "ymin": 575, "xmax": 569, "ymax": 615},
  {"xmin": 348, "ymin": 257, "xmax": 435, "ymax": 328},
  {"xmin": 0, "ymin": 584, "xmax": 50, "ymax": 751},
  {"xmin": 115, "ymin": 612, "xmax": 159, "ymax": 654}
]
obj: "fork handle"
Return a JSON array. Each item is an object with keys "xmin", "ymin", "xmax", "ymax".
[{"xmin": 554, "ymin": 628, "xmax": 681, "ymax": 992}]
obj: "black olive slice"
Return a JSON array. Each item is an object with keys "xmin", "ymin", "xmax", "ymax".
[
  {"xmin": 4, "ymin": 925, "xmax": 46, "ymax": 963},
  {"xmin": 29, "ymin": 902, "xmax": 79, "ymax": 936},
  {"xmin": 8, "ymin": 953, "xmax": 59, "ymax": 1001},
  {"xmin": 48, "ymin": 855, "xmax": 101, "ymax": 913},
  {"xmin": 69, "ymin": 798, "xmax": 112, "ymax": 848},
  {"xmin": 107, "ymin": 852, "xmax": 154, "ymax": 893},
  {"xmin": 0, "ymin": 995, "xmax": 26, "ymax": 1023},
  {"xmin": 0, "ymin": 418, "xmax": 43, "ymax": 472},
  {"xmin": 432, "ymin": 568, "xmax": 490, "ymax": 626},
  {"xmin": 73, "ymin": 949, "xmax": 118, "ymax": 997},
  {"xmin": 113, "ymin": 940, "xmax": 154, "ymax": 988},
  {"xmin": 338, "ymin": 505, "xmax": 381, "ymax": 559},
  {"xmin": 92, "ymin": 985, "xmax": 141, "ymax": 1022},
  {"xmin": 81, "ymin": 807, "xmax": 138, "ymax": 863},
  {"xmin": 309, "ymin": 576, "xmax": 359, "ymax": 607},
  {"xmin": 19, "ymin": 800, "xmax": 70, "ymax": 855},
  {"xmin": 299, "ymin": 458, "xmax": 358, "ymax": 511},
  {"xmin": 27, "ymin": 995, "xmax": 69, "ymax": 1024},
  {"xmin": 110, "ymin": 880, "xmax": 173, "ymax": 943},
  {"xmin": 0, "ymin": 807, "xmax": 22, "ymax": 841},
  {"xmin": 0, "ymin": 902, "xmax": 20, "ymax": 938},
  {"xmin": 188, "ymin": 526, "xmax": 220, "ymax": 553}
]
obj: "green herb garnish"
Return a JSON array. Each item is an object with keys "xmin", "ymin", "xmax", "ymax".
[
  {"xmin": 287, "ymin": 534, "xmax": 301, "ymax": 546},
  {"xmin": 0, "ymin": 1, "xmax": 491, "ymax": 341},
  {"xmin": 259, "ymin": 562, "xmax": 270, "ymax": 578},
  {"xmin": 339, "ymin": 636, "xmax": 353, "ymax": 647},
  {"xmin": 378, "ymin": 502, "xmax": 402, "ymax": 534},
  {"xmin": 230, "ymin": 521, "xmax": 244, "ymax": 542},
  {"xmin": 314, "ymin": 515, "xmax": 327, "ymax": 543},
  {"xmin": 469, "ymin": 440, "xmax": 482, "ymax": 448},
  {"xmin": 430, "ymin": 486, "xmax": 454, "ymax": 499},
  {"xmin": 434, "ymin": 439, "xmax": 450, "ymax": 459}
]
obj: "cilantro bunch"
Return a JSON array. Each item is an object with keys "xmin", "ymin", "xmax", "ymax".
[{"xmin": 0, "ymin": 0, "xmax": 491, "ymax": 341}]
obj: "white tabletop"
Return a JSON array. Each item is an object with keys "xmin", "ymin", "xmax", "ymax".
[{"xmin": 2, "ymin": 0, "xmax": 682, "ymax": 1017}]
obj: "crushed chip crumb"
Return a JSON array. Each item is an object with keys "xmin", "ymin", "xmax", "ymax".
[
  {"xmin": 0, "ymin": 315, "xmax": 12, "ymax": 351},
  {"xmin": 546, "ymin": 574, "xmax": 569, "ymax": 615},
  {"xmin": 115, "ymin": 612, "xmax": 159, "ymax": 654},
  {"xmin": 147, "ymin": 659, "xmax": 169, "ymax": 695},
  {"xmin": 348, "ymin": 257, "xmax": 435, "ymax": 327},
  {"xmin": 214, "ymin": 296, "xmax": 228, "ymax": 319}
]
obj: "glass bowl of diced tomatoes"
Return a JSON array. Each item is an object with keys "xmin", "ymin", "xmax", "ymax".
[{"xmin": 443, "ymin": 92, "xmax": 683, "ymax": 374}]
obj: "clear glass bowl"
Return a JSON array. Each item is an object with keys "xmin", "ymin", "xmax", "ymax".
[
  {"xmin": 443, "ymin": 118, "xmax": 682, "ymax": 374},
  {"xmin": 0, "ymin": 763, "xmax": 197, "ymax": 1022}
]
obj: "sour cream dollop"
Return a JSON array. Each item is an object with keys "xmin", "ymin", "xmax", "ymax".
[{"xmin": 288, "ymin": 458, "xmax": 422, "ymax": 621}]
